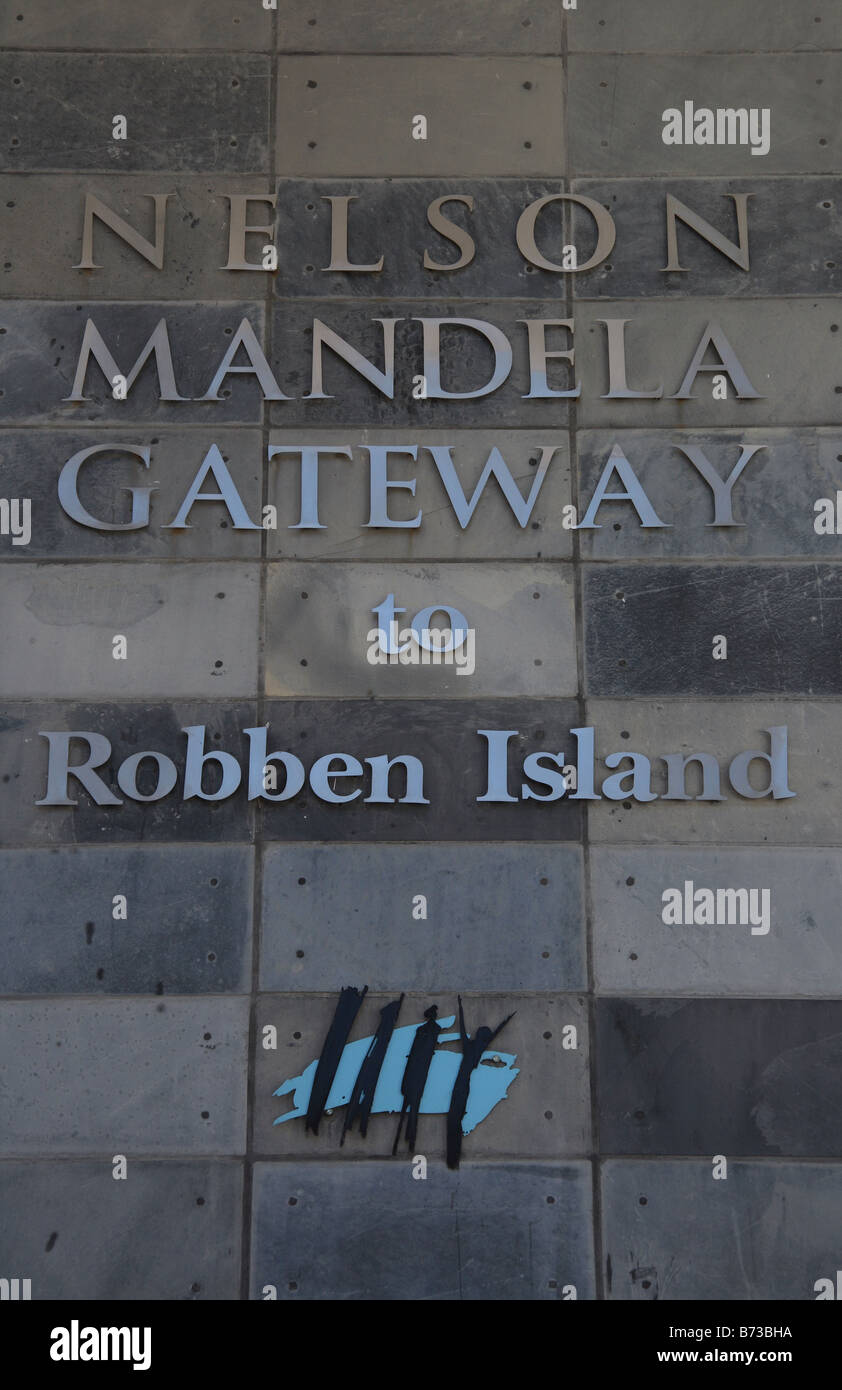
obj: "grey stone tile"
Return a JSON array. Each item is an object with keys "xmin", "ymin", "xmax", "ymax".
[
  {"xmin": 570, "ymin": 2, "xmax": 842, "ymax": 54},
  {"xmin": 0, "ymin": 845, "xmax": 253, "ymax": 994},
  {"xmin": 592, "ymin": 847, "xmax": 842, "ymax": 998},
  {"xmin": 271, "ymin": 178, "xmax": 575, "ymax": 299},
  {"xmin": 260, "ymin": 844, "xmax": 586, "ymax": 991},
  {"xmin": 570, "ymin": 178, "xmax": 842, "ymax": 300},
  {"xmin": 276, "ymin": 2, "xmax": 563, "ymax": 54},
  {"xmin": 576, "ymin": 429, "xmax": 842, "ymax": 561},
  {"xmin": 0, "ymin": 302, "xmax": 266, "ymax": 425},
  {"xmin": 0, "ymin": 1159, "xmax": 242, "ymax": 1300},
  {"xmin": 276, "ymin": 57, "xmax": 565, "ymax": 176},
  {"xmin": 574, "ymin": 299, "xmax": 842, "ymax": 428},
  {"xmin": 0, "ymin": 999, "xmax": 249, "ymax": 1154},
  {"xmin": 0, "ymin": 1, "xmax": 270, "ymax": 49},
  {"xmin": 264, "ymin": 560, "xmax": 575, "ymax": 698},
  {"xmin": 0, "ymin": 429, "xmax": 263, "ymax": 560},
  {"xmin": 0, "ymin": 176, "xmax": 280, "ymax": 301},
  {"xmin": 596, "ymin": 998, "xmax": 842, "ymax": 1156},
  {"xmin": 569, "ymin": 55, "xmax": 841, "ymax": 176},
  {"xmin": 0, "ymin": 701, "xmax": 256, "ymax": 846},
  {"xmin": 584, "ymin": 698, "xmax": 841, "ymax": 846},
  {"xmin": 0, "ymin": 562, "xmax": 259, "ymax": 698},
  {"xmin": 2, "ymin": 54, "xmax": 270, "ymax": 172},
  {"xmin": 584, "ymin": 563, "xmax": 842, "ymax": 697},
  {"xmin": 255, "ymin": 993, "xmax": 590, "ymax": 1161},
  {"xmin": 269, "ymin": 300, "xmax": 574, "ymax": 427},
  {"xmin": 602, "ymin": 1160, "xmax": 842, "ymax": 1301},
  {"xmin": 265, "ymin": 429, "xmax": 572, "ymax": 561},
  {"xmin": 258, "ymin": 698, "xmax": 584, "ymax": 841},
  {"xmin": 252, "ymin": 1160, "xmax": 594, "ymax": 1300}
]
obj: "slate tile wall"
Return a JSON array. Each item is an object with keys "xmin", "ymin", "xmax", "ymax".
[{"xmin": 1, "ymin": 0, "xmax": 839, "ymax": 1302}]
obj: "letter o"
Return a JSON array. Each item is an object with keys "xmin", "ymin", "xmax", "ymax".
[
  {"xmin": 117, "ymin": 751, "xmax": 178, "ymax": 802},
  {"xmin": 412, "ymin": 604, "xmax": 469, "ymax": 652},
  {"xmin": 516, "ymin": 194, "xmax": 616, "ymax": 273}
]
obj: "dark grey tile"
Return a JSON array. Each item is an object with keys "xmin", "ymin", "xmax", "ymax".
[
  {"xmin": 0, "ymin": 701, "xmax": 256, "ymax": 846},
  {"xmin": 2, "ymin": 54, "xmax": 270, "ymax": 172},
  {"xmin": 597, "ymin": 999, "xmax": 842, "ymax": 1156},
  {"xmin": 584, "ymin": 564, "xmax": 842, "ymax": 696},
  {"xmin": 0, "ymin": 302, "xmax": 266, "ymax": 425},
  {"xmin": 0, "ymin": 846, "xmax": 253, "ymax": 994},
  {"xmin": 0, "ymin": 1159, "xmax": 242, "ymax": 1300},
  {"xmin": 251, "ymin": 1161, "xmax": 594, "ymax": 1299},
  {"xmin": 258, "ymin": 698, "xmax": 583, "ymax": 841},
  {"xmin": 0, "ymin": 430, "xmax": 263, "ymax": 559}
]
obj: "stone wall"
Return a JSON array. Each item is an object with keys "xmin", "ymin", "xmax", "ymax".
[{"xmin": 2, "ymin": 0, "xmax": 841, "ymax": 1301}]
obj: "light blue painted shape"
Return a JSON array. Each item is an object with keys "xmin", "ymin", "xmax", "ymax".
[{"xmin": 273, "ymin": 1014, "xmax": 519, "ymax": 1136}]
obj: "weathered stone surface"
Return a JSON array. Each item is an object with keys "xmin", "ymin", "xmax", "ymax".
[
  {"xmin": 270, "ymin": 179, "xmax": 575, "ymax": 299},
  {"xmin": 0, "ymin": 1159, "xmax": 242, "ymax": 1300},
  {"xmin": 0, "ymin": 562, "xmax": 259, "ymax": 698},
  {"xmin": 592, "ymin": 847, "xmax": 842, "ymax": 997},
  {"xmin": 268, "ymin": 300, "xmax": 574, "ymax": 427},
  {"xmin": 251, "ymin": 1160, "xmax": 594, "ymax": 1300},
  {"xmin": 266, "ymin": 429, "xmax": 572, "ymax": 561},
  {"xmin": 570, "ymin": 178, "xmax": 842, "ymax": 299},
  {"xmin": 597, "ymin": 998, "xmax": 842, "ymax": 1155},
  {"xmin": 264, "ymin": 561, "xmax": 575, "ymax": 697},
  {"xmin": 569, "ymin": 55, "xmax": 842, "ymax": 176},
  {"xmin": 2, "ymin": 54, "xmax": 270, "ymax": 173},
  {"xmin": 256, "ymin": 993, "xmax": 590, "ymax": 1159},
  {"xmin": 0, "ymin": 701, "xmax": 256, "ymax": 846},
  {"xmin": 571, "ymin": 2, "xmax": 842, "ymax": 55},
  {"xmin": 574, "ymin": 298, "xmax": 842, "ymax": 428},
  {"xmin": 0, "ymin": 429, "xmax": 263, "ymax": 560},
  {"xmin": 276, "ymin": 58, "xmax": 565, "ymax": 176},
  {"xmin": 585, "ymin": 698, "xmax": 841, "ymax": 846},
  {"xmin": 584, "ymin": 564, "xmax": 842, "ymax": 696},
  {"xmin": 0, "ymin": 302, "xmax": 266, "ymax": 425},
  {"xmin": 576, "ymin": 429, "xmax": 842, "ymax": 561},
  {"xmin": 276, "ymin": 2, "xmax": 563, "ymax": 54},
  {"xmin": 0, "ymin": 845, "xmax": 252, "ymax": 994},
  {"xmin": 0, "ymin": 176, "xmax": 278, "ymax": 301},
  {"xmin": 257, "ymin": 698, "xmax": 583, "ymax": 841},
  {"xmin": 0, "ymin": 999, "xmax": 249, "ymax": 1154},
  {"xmin": 0, "ymin": 0, "xmax": 270, "ymax": 49},
  {"xmin": 260, "ymin": 844, "xmax": 585, "ymax": 991},
  {"xmin": 602, "ymin": 1160, "xmax": 842, "ymax": 1301}
]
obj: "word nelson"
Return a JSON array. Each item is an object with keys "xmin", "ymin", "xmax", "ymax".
[{"xmin": 35, "ymin": 725, "xmax": 795, "ymax": 807}]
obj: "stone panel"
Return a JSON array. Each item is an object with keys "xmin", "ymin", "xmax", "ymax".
[
  {"xmin": 0, "ymin": 562, "xmax": 259, "ymax": 698},
  {"xmin": 265, "ymin": 429, "xmax": 572, "ymax": 561},
  {"xmin": 0, "ymin": 1159, "xmax": 242, "ymax": 1300},
  {"xmin": 0, "ymin": 301, "xmax": 267, "ymax": 425},
  {"xmin": 260, "ymin": 844, "xmax": 585, "ymax": 991},
  {"xmin": 276, "ymin": 57, "xmax": 565, "ymax": 177},
  {"xmin": 264, "ymin": 560, "xmax": 576, "ymax": 697},
  {"xmin": 585, "ymin": 698, "xmax": 841, "ymax": 846},
  {"xmin": 602, "ymin": 1159, "xmax": 842, "ymax": 1301},
  {"xmin": 569, "ymin": 55, "xmax": 841, "ymax": 176},
  {"xmin": 0, "ymin": 845, "xmax": 252, "ymax": 994},
  {"xmin": 584, "ymin": 564, "xmax": 842, "ymax": 696},
  {"xmin": 3, "ymin": 54, "xmax": 270, "ymax": 173},
  {"xmin": 597, "ymin": 998, "xmax": 842, "ymax": 1155},
  {"xmin": 255, "ymin": 993, "xmax": 590, "ymax": 1159},
  {"xmin": 576, "ymin": 429, "xmax": 842, "ymax": 561},
  {"xmin": 0, "ymin": 701, "xmax": 256, "ymax": 846},
  {"xmin": 251, "ymin": 1159, "xmax": 595, "ymax": 1300},
  {"xmin": 0, "ymin": 999, "xmax": 249, "ymax": 1154}
]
